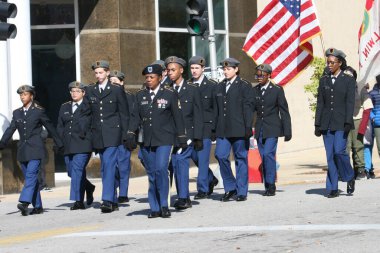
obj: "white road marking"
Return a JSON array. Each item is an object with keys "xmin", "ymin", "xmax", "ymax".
[{"xmin": 55, "ymin": 224, "xmax": 380, "ymax": 238}]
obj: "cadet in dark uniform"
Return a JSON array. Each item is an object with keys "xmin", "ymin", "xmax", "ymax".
[
  {"xmin": 109, "ymin": 70, "xmax": 135, "ymax": 203},
  {"xmin": 86, "ymin": 60, "xmax": 130, "ymax": 212},
  {"xmin": 57, "ymin": 81, "xmax": 95, "ymax": 210},
  {"xmin": 214, "ymin": 58, "xmax": 254, "ymax": 202},
  {"xmin": 0, "ymin": 85, "xmax": 63, "ymax": 216},
  {"xmin": 188, "ymin": 56, "xmax": 219, "ymax": 199},
  {"xmin": 253, "ymin": 64, "xmax": 292, "ymax": 196},
  {"xmin": 152, "ymin": 60, "xmax": 171, "ymax": 88},
  {"xmin": 315, "ymin": 48, "xmax": 356, "ymax": 198},
  {"xmin": 165, "ymin": 56, "xmax": 204, "ymax": 209},
  {"xmin": 127, "ymin": 64, "xmax": 187, "ymax": 218}
]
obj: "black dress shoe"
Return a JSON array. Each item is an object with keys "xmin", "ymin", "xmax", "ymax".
[
  {"xmin": 220, "ymin": 190, "xmax": 237, "ymax": 202},
  {"xmin": 17, "ymin": 202, "xmax": 29, "ymax": 216},
  {"xmin": 174, "ymin": 198, "xmax": 192, "ymax": 209},
  {"xmin": 327, "ymin": 190, "xmax": 339, "ymax": 198},
  {"xmin": 100, "ymin": 201, "xmax": 113, "ymax": 213},
  {"xmin": 86, "ymin": 185, "xmax": 95, "ymax": 206},
  {"xmin": 347, "ymin": 178, "xmax": 355, "ymax": 194},
  {"xmin": 236, "ymin": 195, "xmax": 247, "ymax": 201},
  {"xmin": 70, "ymin": 201, "xmax": 85, "ymax": 210},
  {"xmin": 112, "ymin": 203, "xmax": 119, "ymax": 211},
  {"xmin": 194, "ymin": 192, "xmax": 208, "ymax": 200},
  {"xmin": 30, "ymin": 207, "xmax": 44, "ymax": 215},
  {"xmin": 161, "ymin": 207, "xmax": 171, "ymax": 218},
  {"xmin": 208, "ymin": 176, "xmax": 219, "ymax": 195},
  {"xmin": 118, "ymin": 196, "xmax": 129, "ymax": 203},
  {"xmin": 263, "ymin": 184, "xmax": 276, "ymax": 196},
  {"xmin": 148, "ymin": 211, "xmax": 161, "ymax": 218}
]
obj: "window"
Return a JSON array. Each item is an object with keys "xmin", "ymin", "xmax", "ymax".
[
  {"xmin": 157, "ymin": 0, "xmax": 228, "ymax": 78},
  {"xmin": 31, "ymin": 0, "xmax": 79, "ymax": 172}
]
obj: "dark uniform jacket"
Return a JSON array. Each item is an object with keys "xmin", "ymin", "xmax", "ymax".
[
  {"xmin": 161, "ymin": 76, "xmax": 172, "ymax": 88},
  {"xmin": 130, "ymin": 86, "xmax": 186, "ymax": 147},
  {"xmin": 57, "ymin": 101, "xmax": 92, "ymax": 155},
  {"xmin": 188, "ymin": 76, "xmax": 217, "ymax": 139},
  {"xmin": 85, "ymin": 81, "xmax": 129, "ymax": 149},
  {"xmin": 253, "ymin": 82, "xmax": 292, "ymax": 139},
  {"xmin": 125, "ymin": 90, "xmax": 137, "ymax": 131},
  {"xmin": 174, "ymin": 81, "xmax": 204, "ymax": 140},
  {"xmin": 0, "ymin": 103, "xmax": 63, "ymax": 162},
  {"xmin": 315, "ymin": 71, "xmax": 355, "ymax": 131},
  {"xmin": 215, "ymin": 76, "xmax": 254, "ymax": 138}
]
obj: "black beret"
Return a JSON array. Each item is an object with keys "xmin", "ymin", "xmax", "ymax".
[{"xmin": 142, "ymin": 64, "xmax": 163, "ymax": 75}]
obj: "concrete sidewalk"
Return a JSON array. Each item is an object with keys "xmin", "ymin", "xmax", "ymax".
[{"xmin": 1, "ymin": 146, "xmax": 379, "ymax": 203}]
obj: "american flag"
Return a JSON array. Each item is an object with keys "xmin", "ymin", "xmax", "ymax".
[{"xmin": 242, "ymin": 0, "xmax": 321, "ymax": 86}]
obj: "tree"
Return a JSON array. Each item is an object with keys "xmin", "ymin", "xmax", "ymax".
[{"xmin": 304, "ymin": 57, "xmax": 325, "ymax": 114}]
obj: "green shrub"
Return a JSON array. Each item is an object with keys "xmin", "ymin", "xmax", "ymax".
[{"xmin": 304, "ymin": 57, "xmax": 325, "ymax": 113}]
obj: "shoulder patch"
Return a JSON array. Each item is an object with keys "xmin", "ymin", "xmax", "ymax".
[
  {"xmin": 343, "ymin": 70, "xmax": 354, "ymax": 78},
  {"xmin": 34, "ymin": 104, "xmax": 45, "ymax": 110},
  {"xmin": 63, "ymin": 101, "xmax": 71, "ymax": 105},
  {"xmin": 240, "ymin": 78, "xmax": 251, "ymax": 85},
  {"xmin": 187, "ymin": 79, "xmax": 193, "ymax": 84},
  {"xmin": 164, "ymin": 86, "xmax": 174, "ymax": 92},
  {"xmin": 188, "ymin": 83, "xmax": 197, "ymax": 88},
  {"xmin": 209, "ymin": 79, "xmax": 218, "ymax": 84}
]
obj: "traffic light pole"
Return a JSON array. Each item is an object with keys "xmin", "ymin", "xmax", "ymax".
[{"xmin": 207, "ymin": 0, "xmax": 217, "ymax": 80}]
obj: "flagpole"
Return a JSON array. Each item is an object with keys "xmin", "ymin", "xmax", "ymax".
[{"xmin": 310, "ymin": 0, "xmax": 326, "ymax": 61}]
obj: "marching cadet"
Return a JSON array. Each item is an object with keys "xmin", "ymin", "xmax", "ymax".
[
  {"xmin": 86, "ymin": 60, "xmax": 130, "ymax": 212},
  {"xmin": 127, "ymin": 63, "xmax": 187, "ymax": 218},
  {"xmin": 214, "ymin": 58, "xmax": 254, "ymax": 202},
  {"xmin": 165, "ymin": 56, "xmax": 204, "ymax": 209},
  {"xmin": 57, "ymin": 81, "xmax": 95, "ymax": 210},
  {"xmin": 109, "ymin": 70, "xmax": 135, "ymax": 203},
  {"xmin": 188, "ymin": 56, "xmax": 219, "ymax": 199},
  {"xmin": 315, "ymin": 48, "xmax": 356, "ymax": 198},
  {"xmin": 0, "ymin": 85, "xmax": 63, "ymax": 216},
  {"xmin": 253, "ymin": 64, "xmax": 292, "ymax": 196}
]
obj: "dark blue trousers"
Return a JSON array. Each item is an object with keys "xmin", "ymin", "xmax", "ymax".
[
  {"xmin": 19, "ymin": 160, "xmax": 42, "ymax": 208},
  {"xmin": 116, "ymin": 145, "xmax": 131, "ymax": 198},
  {"xmin": 99, "ymin": 146, "xmax": 118, "ymax": 203},
  {"xmin": 257, "ymin": 133, "xmax": 278, "ymax": 186},
  {"xmin": 323, "ymin": 130, "xmax": 355, "ymax": 191},
  {"xmin": 64, "ymin": 153, "xmax": 91, "ymax": 202},
  {"xmin": 141, "ymin": 145, "xmax": 172, "ymax": 212},
  {"xmin": 172, "ymin": 145, "xmax": 193, "ymax": 199},
  {"xmin": 215, "ymin": 137, "xmax": 248, "ymax": 196},
  {"xmin": 191, "ymin": 138, "xmax": 215, "ymax": 193}
]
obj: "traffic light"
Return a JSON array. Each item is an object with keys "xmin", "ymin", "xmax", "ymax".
[
  {"xmin": 186, "ymin": 0, "xmax": 208, "ymax": 37},
  {"xmin": 0, "ymin": 0, "xmax": 17, "ymax": 41}
]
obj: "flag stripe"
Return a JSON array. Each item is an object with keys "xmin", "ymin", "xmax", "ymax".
[{"xmin": 243, "ymin": 0, "xmax": 321, "ymax": 86}]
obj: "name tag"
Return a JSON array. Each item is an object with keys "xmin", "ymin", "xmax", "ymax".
[
  {"xmin": 141, "ymin": 101, "xmax": 149, "ymax": 105},
  {"xmin": 64, "ymin": 111, "xmax": 70, "ymax": 115},
  {"xmin": 216, "ymin": 93, "xmax": 223, "ymax": 97}
]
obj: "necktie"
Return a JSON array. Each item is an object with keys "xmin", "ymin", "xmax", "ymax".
[
  {"xmin": 331, "ymin": 77, "xmax": 336, "ymax": 84},
  {"xmin": 150, "ymin": 91, "xmax": 155, "ymax": 101},
  {"xmin": 99, "ymin": 87, "xmax": 103, "ymax": 93},
  {"xmin": 24, "ymin": 110, "xmax": 27, "ymax": 116},
  {"xmin": 72, "ymin": 103, "xmax": 78, "ymax": 113},
  {"xmin": 226, "ymin": 82, "xmax": 231, "ymax": 92},
  {"xmin": 261, "ymin": 87, "xmax": 266, "ymax": 96},
  {"xmin": 174, "ymin": 85, "xmax": 180, "ymax": 92}
]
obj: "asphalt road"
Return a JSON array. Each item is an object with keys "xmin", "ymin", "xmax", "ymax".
[{"xmin": 1, "ymin": 178, "xmax": 380, "ymax": 252}]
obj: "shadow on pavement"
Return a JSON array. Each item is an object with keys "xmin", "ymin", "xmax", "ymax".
[{"xmin": 305, "ymin": 188, "xmax": 326, "ymax": 195}]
